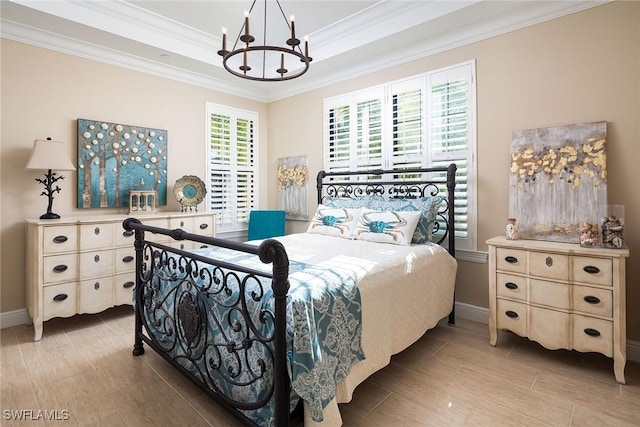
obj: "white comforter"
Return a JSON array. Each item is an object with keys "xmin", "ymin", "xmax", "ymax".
[{"xmin": 270, "ymin": 233, "xmax": 458, "ymax": 426}]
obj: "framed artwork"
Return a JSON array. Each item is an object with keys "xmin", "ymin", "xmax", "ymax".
[
  {"xmin": 77, "ymin": 118, "xmax": 168, "ymax": 208},
  {"xmin": 277, "ymin": 155, "xmax": 309, "ymax": 221},
  {"xmin": 509, "ymin": 121, "xmax": 607, "ymax": 243}
]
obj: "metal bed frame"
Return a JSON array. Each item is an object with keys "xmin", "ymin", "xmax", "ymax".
[{"xmin": 124, "ymin": 163, "xmax": 457, "ymax": 426}]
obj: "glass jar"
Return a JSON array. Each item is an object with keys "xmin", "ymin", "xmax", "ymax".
[
  {"xmin": 506, "ymin": 218, "xmax": 518, "ymax": 240},
  {"xmin": 601, "ymin": 204, "xmax": 625, "ymax": 248},
  {"xmin": 579, "ymin": 221, "xmax": 598, "ymax": 247}
]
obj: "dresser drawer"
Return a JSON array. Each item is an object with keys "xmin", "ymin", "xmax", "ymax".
[
  {"xmin": 79, "ymin": 250, "xmax": 114, "ymax": 277},
  {"xmin": 572, "ymin": 256, "xmax": 612, "ymax": 286},
  {"xmin": 43, "ymin": 226, "xmax": 78, "ymax": 254},
  {"xmin": 115, "ymin": 226, "xmax": 135, "ymax": 247},
  {"xmin": 43, "ymin": 282, "xmax": 77, "ymax": 321},
  {"xmin": 43, "ymin": 254, "xmax": 78, "ymax": 284},
  {"xmin": 572, "ymin": 285, "xmax": 612, "ymax": 318},
  {"xmin": 529, "ymin": 251, "xmax": 568, "ymax": 281},
  {"xmin": 572, "ymin": 315, "xmax": 613, "ymax": 357},
  {"xmin": 114, "ymin": 247, "xmax": 136, "ymax": 273},
  {"xmin": 529, "ymin": 306, "xmax": 570, "ymax": 350},
  {"xmin": 79, "ymin": 223, "xmax": 115, "ymax": 250},
  {"xmin": 79, "ymin": 277, "xmax": 114, "ymax": 314},
  {"xmin": 114, "ymin": 273, "xmax": 135, "ymax": 306},
  {"xmin": 496, "ymin": 248, "xmax": 527, "ymax": 274},
  {"xmin": 529, "ymin": 278, "xmax": 570, "ymax": 309},
  {"xmin": 496, "ymin": 299, "xmax": 528, "ymax": 337},
  {"xmin": 193, "ymin": 215, "xmax": 214, "ymax": 235},
  {"xmin": 496, "ymin": 273, "xmax": 527, "ymax": 301}
]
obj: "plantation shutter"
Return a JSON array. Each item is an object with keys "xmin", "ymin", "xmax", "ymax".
[
  {"xmin": 428, "ymin": 65, "xmax": 473, "ymax": 239},
  {"xmin": 207, "ymin": 104, "xmax": 257, "ymax": 232},
  {"xmin": 389, "ymin": 78, "xmax": 425, "ymax": 170},
  {"xmin": 324, "ymin": 61, "xmax": 476, "ymax": 250}
]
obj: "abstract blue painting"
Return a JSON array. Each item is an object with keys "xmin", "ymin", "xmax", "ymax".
[{"xmin": 77, "ymin": 118, "xmax": 168, "ymax": 208}]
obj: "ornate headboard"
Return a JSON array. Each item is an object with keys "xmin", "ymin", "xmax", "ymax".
[{"xmin": 316, "ymin": 164, "xmax": 457, "ymax": 257}]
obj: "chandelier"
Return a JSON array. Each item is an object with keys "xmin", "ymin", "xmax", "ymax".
[{"xmin": 217, "ymin": 0, "xmax": 312, "ymax": 82}]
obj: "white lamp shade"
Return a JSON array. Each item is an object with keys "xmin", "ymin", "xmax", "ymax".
[{"xmin": 25, "ymin": 139, "xmax": 76, "ymax": 171}]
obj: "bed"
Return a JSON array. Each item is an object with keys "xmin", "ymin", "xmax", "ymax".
[{"xmin": 123, "ymin": 164, "xmax": 458, "ymax": 426}]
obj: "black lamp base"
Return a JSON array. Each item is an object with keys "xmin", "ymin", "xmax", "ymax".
[{"xmin": 40, "ymin": 212, "xmax": 61, "ymax": 220}]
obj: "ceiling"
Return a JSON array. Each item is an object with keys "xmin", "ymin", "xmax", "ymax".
[{"xmin": 1, "ymin": 0, "xmax": 607, "ymax": 102}]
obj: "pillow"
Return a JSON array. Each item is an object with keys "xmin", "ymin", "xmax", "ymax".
[
  {"xmin": 306, "ymin": 205, "xmax": 360, "ymax": 239},
  {"xmin": 354, "ymin": 209, "xmax": 421, "ymax": 246},
  {"xmin": 323, "ymin": 195, "xmax": 384, "ymax": 209},
  {"xmin": 359, "ymin": 196, "xmax": 444, "ymax": 243}
]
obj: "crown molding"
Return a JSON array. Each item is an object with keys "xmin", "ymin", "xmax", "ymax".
[{"xmin": 1, "ymin": 0, "xmax": 610, "ymax": 103}]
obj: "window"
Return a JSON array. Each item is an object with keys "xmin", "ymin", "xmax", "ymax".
[
  {"xmin": 323, "ymin": 61, "xmax": 476, "ymax": 251},
  {"xmin": 206, "ymin": 102, "xmax": 258, "ymax": 233}
]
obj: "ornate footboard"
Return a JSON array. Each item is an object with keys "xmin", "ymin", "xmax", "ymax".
[
  {"xmin": 123, "ymin": 218, "xmax": 293, "ymax": 426},
  {"xmin": 123, "ymin": 163, "xmax": 458, "ymax": 426}
]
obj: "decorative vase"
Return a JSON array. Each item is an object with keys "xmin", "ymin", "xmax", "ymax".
[
  {"xmin": 579, "ymin": 221, "xmax": 598, "ymax": 247},
  {"xmin": 506, "ymin": 218, "xmax": 518, "ymax": 240},
  {"xmin": 601, "ymin": 205, "xmax": 625, "ymax": 248}
]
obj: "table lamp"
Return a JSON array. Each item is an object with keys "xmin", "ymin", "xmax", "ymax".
[{"xmin": 25, "ymin": 137, "xmax": 76, "ymax": 219}]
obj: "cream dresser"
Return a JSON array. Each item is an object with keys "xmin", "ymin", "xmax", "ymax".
[
  {"xmin": 487, "ymin": 236, "xmax": 629, "ymax": 383},
  {"xmin": 26, "ymin": 212, "xmax": 216, "ymax": 341}
]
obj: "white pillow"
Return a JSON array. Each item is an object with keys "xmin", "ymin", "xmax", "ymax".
[
  {"xmin": 354, "ymin": 209, "xmax": 421, "ymax": 246},
  {"xmin": 306, "ymin": 205, "xmax": 360, "ymax": 239}
]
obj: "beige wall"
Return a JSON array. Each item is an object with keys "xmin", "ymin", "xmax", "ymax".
[
  {"xmin": 0, "ymin": 41, "xmax": 268, "ymax": 312},
  {"xmin": 1, "ymin": 2, "xmax": 639, "ymax": 341},
  {"xmin": 267, "ymin": 2, "xmax": 640, "ymax": 340}
]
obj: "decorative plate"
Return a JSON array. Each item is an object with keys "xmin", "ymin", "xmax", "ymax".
[{"xmin": 173, "ymin": 175, "xmax": 206, "ymax": 208}]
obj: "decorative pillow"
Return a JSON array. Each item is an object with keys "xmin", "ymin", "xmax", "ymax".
[
  {"xmin": 354, "ymin": 209, "xmax": 421, "ymax": 246},
  {"xmin": 323, "ymin": 195, "xmax": 384, "ymax": 209},
  {"xmin": 360, "ymin": 196, "xmax": 444, "ymax": 243},
  {"xmin": 306, "ymin": 205, "xmax": 360, "ymax": 239}
]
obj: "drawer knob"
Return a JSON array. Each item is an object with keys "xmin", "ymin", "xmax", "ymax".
[
  {"xmin": 583, "ymin": 295, "xmax": 601, "ymax": 304},
  {"xmin": 505, "ymin": 256, "xmax": 518, "ymax": 264},
  {"xmin": 200, "ymin": 245, "xmax": 208, "ymax": 249},
  {"xmin": 545, "ymin": 256, "xmax": 553, "ymax": 267},
  {"xmin": 123, "ymin": 281, "xmax": 135, "ymax": 289},
  {"xmin": 505, "ymin": 310, "xmax": 519, "ymax": 319},
  {"xmin": 199, "ymin": 223, "xmax": 208, "ymax": 230},
  {"xmin": 53, "ymin": 293, "xmax": 68, "ymax": 302},
  {"xmin": 122, "ymin": 255, "xmax": 134, "ymax": 263},
  {"xmin": 584, "ymin": 328, "xmax": 601, "ymax": 337},
  {"xmin": 94, "ymin": 227, "xmax": 101, "ymax": 235},
  {"xmin": 123, "ymin": 230, "xmax": 134, "ymax": 237},
  {"xmin": 94, "ymin": 282, "xmax": 100, "ymax": 290},
  {"xmin": 53, "ymin": 235, "xmax": 68, "ymax": 244},
  {"xmin": 94, "ymin": 254, "xmax": 100, "ymax": 263},
  {"xmin": 505, "ymin": 282, "xmax": 519, "ymax": 290},
  {"xmin": 53, "ymin": 264, "xmax": 68, "ymax": 273},
  {"xmin": 180, "ymin": 220, "xmax": 185, "ymax": 227},
  {"xmin": 583, "ymin": 265, "xmax": 600, "ymax": 274}
]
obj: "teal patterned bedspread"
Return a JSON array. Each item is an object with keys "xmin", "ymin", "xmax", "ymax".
[{"xmin": 142, "ymin": 244, "xmax": 364, "ymax": 424}]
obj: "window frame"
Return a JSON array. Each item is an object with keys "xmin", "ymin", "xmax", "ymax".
[
  {"xmin": 323, "ymin": 60, "xmax": 477, "ymax": 252},
  {"xmin": 205, "ymin": 102, "xmax": 259, "ymax": 233}
]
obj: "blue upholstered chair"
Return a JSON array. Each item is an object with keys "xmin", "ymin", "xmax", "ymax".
[{"xmin": 247, "ymin": 210, "xmax": 286, "ymax": 241}]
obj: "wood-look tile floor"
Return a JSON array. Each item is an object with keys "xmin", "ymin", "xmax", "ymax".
[{"xmin": 2, "ymin": 306, "xmax": 639, "ymax": 426}]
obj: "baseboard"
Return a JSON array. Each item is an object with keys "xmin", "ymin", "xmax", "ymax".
[
  {"xmin": 0, "ymin": 308, "xmax": 30, "ymax": 329},
  {"xmin": 451, "ymin": 301, "xmax": 640, "ymax": 364},
  {"xmin": 3, "ymin": 303, "xmax": 640, "ymax": 363}
]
